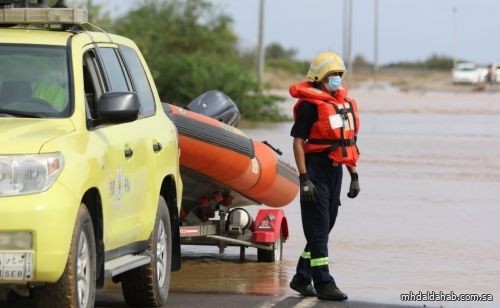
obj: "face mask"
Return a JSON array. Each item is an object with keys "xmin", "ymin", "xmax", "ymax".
[{"xmin": 325, "ymin": 75, "xmax": 342, "ymax": 92}]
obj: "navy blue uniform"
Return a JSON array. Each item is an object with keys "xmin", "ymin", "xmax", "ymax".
[{"xmin": 291, "ymin": 101, "xmax": 343, "ymax": 287}]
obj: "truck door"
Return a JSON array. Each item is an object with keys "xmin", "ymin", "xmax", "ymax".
[
  {"xmin": 84, "ymin": 45, "xmax": 145, "ymax": 249},
  {"xmin": 119, "ymin": 45, "xmax": 169, "ymax": 226}
]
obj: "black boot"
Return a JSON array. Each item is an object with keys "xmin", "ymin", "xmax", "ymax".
[
  {"xmin": 289, "ymin": 276, "xmax": 317, "ymax": 297},
  {"xmin": 315, "ymin": 282, "xmax": 348, "ymax": 301}
]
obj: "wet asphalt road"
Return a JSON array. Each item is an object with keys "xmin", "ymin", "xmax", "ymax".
[
  {"xmin": 98, "ymin": 292, "xmax": 421, "ymax": 308},
  {"xmin": 0, "ymin": 290, "xmax": 420, "ymax": 308},
  {"xmin": 96, "ymin": 291, "xmax": 420, "ymax": 308}
]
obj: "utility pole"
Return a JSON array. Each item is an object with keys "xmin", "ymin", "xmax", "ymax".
[
  {"xmin": 256, "ymin": 0, "xmax": 265, "ymax": 89},
  {"xmin": 347, "ymin": 0, "xmax": 353, "ymax": 69},
  {"xmin": 87, "ymin": 0, "xmax": 92, "ymax": 22},
  {"xmin": 343, "ymin": 0, "xmax": 349, "ymax": 64},
  {"xmin": 373, "ymin": 0, "xmax": 379, "ymax": 87},
  {"xmin": 343, "ymin": 0, "xmax": 353, "ymax": 86},
  {"xmin": 452, "ymin": 3, "xmax": 457, "ymax": 69}
]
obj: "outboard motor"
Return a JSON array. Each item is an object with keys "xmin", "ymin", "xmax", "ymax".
[{"xmin": 187, "ymin": 90, "xmax": 241, "ymax": 127}]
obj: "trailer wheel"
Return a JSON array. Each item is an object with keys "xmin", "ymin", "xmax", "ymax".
[
  {"xmin": 120, "ymin": 196, "xmax": 172, "ymax": 306},
  {"xmin": 35, "ymin": 204, "xmax": 96, "ymax": 308},
  {"xmin": 257, "ymin": 232, "xmax": 283, "ymax": 262}
]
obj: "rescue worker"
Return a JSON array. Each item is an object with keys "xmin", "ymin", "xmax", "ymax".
[
  {"xmin": 289, "ymin": 51, "xmax": 360, "ymax": 301},
  {"xmin": 34, "ymin": 80, "xmax": 67, "ymax": 111}
]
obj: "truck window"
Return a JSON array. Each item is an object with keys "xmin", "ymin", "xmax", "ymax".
[
  {"xmin": 83, "ymin": 50, "xmax": 104, "ymax": 123},
  {"xmin": 99, "ymin": 48, "xmax": 130, "ymax": 93},
  {"xmin": 0, "ymin": 45, "xmax": 70, "ymax": 117},
  {"xmin": 120, "ymin": 46, "xmax": 156, "ymax": 117}
]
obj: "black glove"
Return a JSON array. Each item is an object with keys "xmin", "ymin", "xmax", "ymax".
[
  {"xmin": 347, "ymin": 172, "xmax": 360, "ymax": 198},
  {"xmin": 299, "ymin": 173, "xmax": 317, "ymax": 204}
]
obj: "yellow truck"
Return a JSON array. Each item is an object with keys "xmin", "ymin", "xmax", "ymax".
[{"xmin": 0, "ymin": 2, "xmax": 183, "ymax": 307}]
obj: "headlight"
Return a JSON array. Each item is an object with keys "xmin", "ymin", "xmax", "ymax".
[{"xmin": 0, "ymin": 153, "xmax": 64, "ymax": 196}]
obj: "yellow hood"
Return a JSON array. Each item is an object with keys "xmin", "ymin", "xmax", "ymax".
[{"xmin": 0, "ymin": 118, "xmax": 75, "ymax": 154}]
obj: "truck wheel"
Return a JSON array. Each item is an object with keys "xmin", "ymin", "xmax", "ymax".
[
  {"xmin": 35, "ymin": 204, "xmax": 96, "ymax": 308},
  {"xmin": 120, "ymin": 196, "xmax": 172, "ymax": 307},
  {"xmin": 257, "ymin": 232, "xmax": 283, "ymax": 262}
]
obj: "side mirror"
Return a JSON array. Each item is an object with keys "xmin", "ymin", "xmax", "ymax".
[{"xmin": 97, "ymin": 92, "xmax": 139, "ymax": 124}]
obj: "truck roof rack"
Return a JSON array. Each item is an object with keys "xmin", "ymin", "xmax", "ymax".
[
  {"xmin": 0, "ymin": 0, "xmax": 48, "ymax": 9},
  {"xmin": 0, "ymin": 1, "xmax": 112, "ymax": 42},
  {"xmin": 0, "ymin": 7, "xmax": 88, "ymax": 26}
]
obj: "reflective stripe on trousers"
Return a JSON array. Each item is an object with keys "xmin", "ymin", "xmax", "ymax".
[{"xmin": 311, "ymin": 257, "xmax": 329, "ymax": 267}]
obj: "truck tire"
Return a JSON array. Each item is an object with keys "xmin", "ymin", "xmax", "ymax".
[
  {"xmin": 257, "ymin": 232, "xmax": 283, "ymax": 262},
  {"xmin": 35, "ymin": 204, "xmax": 96, "ymax": 308},
  {"xmin": 120, "ymin": 196, "xmax": 172, "ymax": 307}
]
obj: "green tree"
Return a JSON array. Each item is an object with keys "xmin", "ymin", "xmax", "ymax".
[
  {"xmin": 265, "ymin": 42, "xmax": 308, "ymax": 76},
  {"xmin": 108, "ymin": 0, "xmax": 283, "ymax": 120},
  {"xmin": 384, "ymin": 54, "xmax": 454, "ymax": 70},
  {"xmin": 352, "ymin": 54, "xmax": 373, "ymax": 69},
  {"xmin": 424, "ymin": 54, "xmax": 454, "ymax": 70},
  {"xmin": 266, "ymin": 42, "xmax": 297, "ymax": 60},
  {"xmin": 44, "ymin": 0, "xmax": 284, "ymax": 120}
]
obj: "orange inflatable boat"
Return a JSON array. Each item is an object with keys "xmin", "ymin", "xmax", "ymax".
[{"xmin": 163, "ymin": 91, "xmax": 298, "ymax": 216}]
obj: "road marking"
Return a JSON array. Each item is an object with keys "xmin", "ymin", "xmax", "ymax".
[
  {"xmin": 256, "ymin": 296, "xmax": 285, "ymax": 308},
  {"xmin": 293, "ymin": 297, "xmax": 319, "ymax": 308},
  {"xmin": 257, "ymin": 296, "xmax": 320, "ymax": 308}
]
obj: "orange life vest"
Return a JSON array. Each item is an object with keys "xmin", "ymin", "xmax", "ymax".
[{"xmin": 290, "ymin": 81, "xmax": 360, "ymax": 167}]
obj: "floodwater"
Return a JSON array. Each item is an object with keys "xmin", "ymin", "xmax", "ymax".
[{"xmin": 171, "ymin": 90, "xmax": 500, "ymax": 307}]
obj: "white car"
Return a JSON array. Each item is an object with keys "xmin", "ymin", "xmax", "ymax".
[{"xmin": 452, "ymin": 62, "xmax": 487, "ymax": 84}]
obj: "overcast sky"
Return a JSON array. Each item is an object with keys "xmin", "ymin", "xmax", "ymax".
[{"xmin": 92, "ymin": 0, "xmax": 500, "ymax": 65}]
